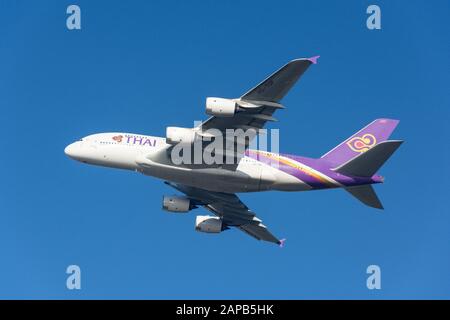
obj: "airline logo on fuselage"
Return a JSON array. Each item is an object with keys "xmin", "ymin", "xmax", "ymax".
[
  {"xmin": 112, "ymin": 134, "xmax": 156, "ymax": 147},
  {"xmin": 346, "ymin": 134, "xmax": 376, "ymax": 153},
  {"xmin": 112, "ymin": 135, "xmax": 123, "ymax": 142}
]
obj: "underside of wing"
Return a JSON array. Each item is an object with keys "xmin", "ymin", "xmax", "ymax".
[
  {"xmin": 240, "ymin": 56, "xmax": 319, "ymax": 103},
  {"xmin": 239, "ymin": 224, "xmax": 282, "ymax": 245},
  {"xmin": 200, "ymin": 57, "xmax": 318, "ymax": 133},
  {"xmin": 162, "ymin": 58, "xmax": 319, "ymax": 163},
  {"xmin": 197, "ymin": 57, "xmax": 319, "ymax": 157},
  {"xmin": 165, "ymin": 181, "xmax": 284, "ymax": 246}
]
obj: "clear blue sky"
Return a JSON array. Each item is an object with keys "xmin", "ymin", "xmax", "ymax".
[{"xmin": 0, "ymin": 0, "xmax": 449, "ymax": 299}]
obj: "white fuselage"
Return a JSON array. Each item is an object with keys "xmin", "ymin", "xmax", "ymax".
[{"xmin": 64, "ymin": 132, "xmax": 310, "ymax": 193}]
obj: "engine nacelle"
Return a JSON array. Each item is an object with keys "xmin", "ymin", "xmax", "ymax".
[
  {"xmin": 162, "ymin": 195, "xmax": 191, "ymax": 213},
  {"xmin": 205, "ymin": 97, "xmax": 236, "ymax": 117},
  {"xmin": 195, "ymin": 215, "xmax": 223, "ymax": 233},
  {"xmin": 166, "ymin": 127, "xmax": 196, "ymax": 145}
]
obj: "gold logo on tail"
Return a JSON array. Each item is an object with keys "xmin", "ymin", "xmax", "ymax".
[{"xmin": 347, "ymin": 134, "xmax": 376, "ymax": 153}]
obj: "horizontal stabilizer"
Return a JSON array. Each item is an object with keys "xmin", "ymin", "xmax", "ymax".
[
  {"xmin": 334, "ymin": 140, "xmax": 403, "ymax": 177},
  {"xmin": 345, "ymin": 185, "xmax": 383, "ymax": 209}
]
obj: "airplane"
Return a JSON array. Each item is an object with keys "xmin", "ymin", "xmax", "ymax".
[{"xmin": 64, "ymin": 56, "xmax": 403, "ymax": 246}]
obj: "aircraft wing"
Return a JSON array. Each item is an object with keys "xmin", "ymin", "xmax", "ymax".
[
  {"xmin": 199, "ymin": 57, "xmax": 319, "ymax": 136},
  {"xmin": 165, "ymin": 181, "xmax": 284, "ymax": 246}
]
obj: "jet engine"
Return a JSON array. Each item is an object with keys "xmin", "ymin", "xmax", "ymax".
[
  {"xmin": 166, "ymin": 127, "xmax": 196, "ymax": 145},
  {"xmin": 162, "ymin": 195, "xmax": 191, "ymax": 213},
  {"xmin": 205, "ymin": 97, "xmax": 237, "ymax": 117},
  {"xmin": 195, "ymin": 215, "xmax": 224, "ymax": 233}
]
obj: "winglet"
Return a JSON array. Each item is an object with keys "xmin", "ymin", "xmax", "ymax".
[
  {"xmin": 307, "ymin": 55, "xmax": 320, "ymax": 64},
  {"xmin": 278, "ymin": 238, "xmax": 286, "ymax": 248}
]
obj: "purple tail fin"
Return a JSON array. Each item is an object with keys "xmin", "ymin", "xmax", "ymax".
[{"xmin": 321, "ymin": 118, "xmax": 400, "ymax": 165}]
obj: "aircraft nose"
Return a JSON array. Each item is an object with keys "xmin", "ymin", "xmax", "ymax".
[{"xmin": 64, "ymin": 142, "xmax": 80, "ymax": 159}]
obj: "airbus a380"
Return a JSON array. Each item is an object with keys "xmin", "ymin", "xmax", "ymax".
[{"xmin": 65, "ymin": 57, "xmax": 403, "ymax": 246}]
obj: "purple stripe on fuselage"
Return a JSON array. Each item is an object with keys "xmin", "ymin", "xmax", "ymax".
[
  {"xmin": 246, "ymin": 150, "xmax": 379, "ymax": 189},
  {"xmin": 282, "ymin": 153, "xmax": 379, "ymax": 188}
]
